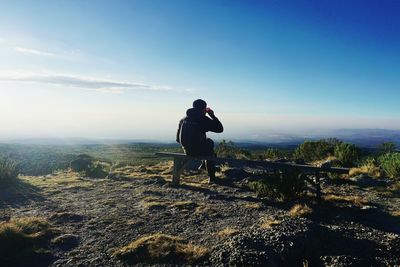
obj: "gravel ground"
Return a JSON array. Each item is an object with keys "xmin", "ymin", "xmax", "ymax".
[{"xmin": 1, "ymin": 163, "xmax": 399, "ymax": 266}]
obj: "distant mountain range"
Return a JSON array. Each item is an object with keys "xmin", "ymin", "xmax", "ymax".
[
  {"xmin": 232, "ymin": 129, "xmax": 400, "ymax": 148},
  {"xmin": 1, "ymin": 128, "xmax": 399, "ymax": 148}
]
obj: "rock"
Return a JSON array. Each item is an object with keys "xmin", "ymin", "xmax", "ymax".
[{"xmin": 52, "ymin": 234, "xmax": 80, "ymax": 250}]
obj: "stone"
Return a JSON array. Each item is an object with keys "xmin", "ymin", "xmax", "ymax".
[{"xmin": 52, "ymin": 234, "xmax": 80, "ymax": 250}]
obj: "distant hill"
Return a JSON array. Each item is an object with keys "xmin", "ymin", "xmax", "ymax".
[{"xmin": 1, "ymin": 128, "xmax": 399, "ymax": 148}]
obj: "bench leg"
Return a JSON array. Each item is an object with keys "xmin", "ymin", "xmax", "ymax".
[
  {"xmin": 172, "ymin": 158, "xmax": 190, "ymax": 186},
  {"xmin": 315, "ymin": 171, "xmax": 321, "ymax": 201}
]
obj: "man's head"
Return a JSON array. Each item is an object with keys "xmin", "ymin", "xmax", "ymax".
[{"xmin": 193, "ymin": 99, "xmax": 207, "ymax": 111}]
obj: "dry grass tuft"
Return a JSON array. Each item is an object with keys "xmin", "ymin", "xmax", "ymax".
[
  {"xmin": 312, "ymin": 156, "xmax": 338, "ymax": 167},
  {"xmin": 143, "ymin": 201, "xmax": 168, "ymax": 210},
  {"xmin": 0, "ymin": 217, "xmax": 57, "ymax": 265},
  {"xmin": 289, "ymin": 204, "xmax": 313, "ymax": 218},
  {"xmin": 260, "ymin": 217, "xmax": 282, "ymax": 229},
  {"xmin": 388, "ymin": 183, "xmax": 400, "ymax": 194},
  {"xmin": 113, "ymin": 233, "xmax": 208, "ymax": 264},
  {"xmin": 194, "ymin": 205, "xmax": 220, "ymax": 217},
  {"xmin": 243, "ymin": 202, "xmax": 262, "ymax": 209},
  {"xmin": 216, "ymin": 227, "xmax": 239, "ymax": 237},
  {"xmin": 323, "ymin": 194, "xmax": 367, "ymax": 206},
  {"xmin": 391, "ymin": 210, "xmax": 400, "ymax": 217},
  {"xmin": 170, "ymin": 201, "xmax": 197, "ymax": 210},
  {"xmin": 349, "ymin": 165, "xmax": 381, "ymax": 178}
]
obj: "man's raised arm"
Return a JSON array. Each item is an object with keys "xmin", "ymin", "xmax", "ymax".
[{"xmin": 205, "ymin": 109, "xmax": 223, "ymax": 133}]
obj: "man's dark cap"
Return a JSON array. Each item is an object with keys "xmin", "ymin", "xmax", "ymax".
[{"xmin": 193, "ymin": 99, "xmax": 207, "ymax": 110}]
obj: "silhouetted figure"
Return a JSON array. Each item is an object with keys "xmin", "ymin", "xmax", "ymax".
[{"xmin": 176, "ymin": 99, "xmax": 223, "ymax": 182}]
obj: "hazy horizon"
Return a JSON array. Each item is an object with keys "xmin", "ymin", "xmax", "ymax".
[{"xmin": 1, "ymin": 1, "xmax": 399, "ymax": 140}]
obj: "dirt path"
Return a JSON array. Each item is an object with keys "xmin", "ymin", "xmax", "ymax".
[{"xmin": 1, "ymin": 164, "xmax": 399, "ymax": 266}]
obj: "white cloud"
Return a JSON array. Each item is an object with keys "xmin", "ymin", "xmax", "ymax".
[
  {"xmin": 0, "ymin": 71, "xmax": 191, "ymax": 94},
  {"xmin": 14, "ymin": 47, "xmax": 56, "ymax": 57}
]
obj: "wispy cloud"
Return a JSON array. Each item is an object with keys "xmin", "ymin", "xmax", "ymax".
[
  {"xmin": 0, "ymin": 72, "xmax": 188, "ymax": 93},
  {"xmin": 14, "ymin": 47, "xmax": 56, "ymax": 57}
]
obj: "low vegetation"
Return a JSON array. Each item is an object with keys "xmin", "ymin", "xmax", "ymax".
[
  {"xmin": 248, "ymin": 169, "xmax": 307, "ymax": 201},
  {"xmin": 260, "ymin": 217, "xmax": 282, "ymax": 229},
  {"xmin": 333, "ymin": 142, "xmax": 360, "ymax": 167},
  {"xmin": 0, "ymin": 217, "xmax": 57, "ymax": 266},
  {"xmin": 379, "ymin": 152, "xmax": 400, "ymax": 180},
  {"xmin": 288, "ymin": 204, "xmax": 313, "ymax": 218},
  {"xmin": 0, "ymin": 157, "xmax": 19, "ymax": 184},
  {"xmin": 378, "ymin": 142, "xmax": 397, "ymax": 155},
  {"xmin": 0, "ymin": 143, "xmax": 180, "ymax": 176},
  {"xmin": 293, "ymin": 138, "xmax": 340, "ymax": 162},
  {"xmin": 215, "ymin": 140, "xmax": 251, "ymax": 159},
  {"xmin": 217, "ymin": 227, "xmax": 239, "ymax": 237},
  {"xmin": 349, "ymin": 157, "xmax": 382, "ymax": 177},
  {"xmin": 70, "ymin": 154, "xmax": 110, "ymax": 178},
  {"xmin": 263, "ymin": 148, "xmax": 287, "ymax": 160},
  {"xmin": 323, "ymin": 194, "xmax": 366, "ymax": 207},
  {"xmin": 113, "ymin": 233, "xmax": 208, "ymax": 264},
  {"xmin": 243, "ymin": 202, "xmax": 263, "ymax": 209}
]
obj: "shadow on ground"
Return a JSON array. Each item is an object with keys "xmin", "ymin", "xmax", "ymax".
[{"xmin": 0, "ymin": 179, "xmax": 45, "ymax": 211}]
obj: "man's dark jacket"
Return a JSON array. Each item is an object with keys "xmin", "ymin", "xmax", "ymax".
[{"xmin": 176, "ymin": 108, "xmax": 223, "ymax": 149}]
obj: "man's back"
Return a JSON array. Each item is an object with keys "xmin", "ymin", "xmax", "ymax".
[
  {"xmin": 176, "ymin": 107, "xmax": 223, "ymax": 148},
  {"xmin": 176, "ymin": 99, "xmax": 223, "ymax": 182}
]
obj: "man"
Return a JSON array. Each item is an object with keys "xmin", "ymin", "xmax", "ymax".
[{"xmin": 176, "ymin": 99, "xmax": 223, "ymax": 183}]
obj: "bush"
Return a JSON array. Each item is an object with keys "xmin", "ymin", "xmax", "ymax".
[
  {"xmin": 0, "ymin": 217, "xmax": 56, "ymax": 266},
  {"xmin": 70, "ymin": 154, "xmax": 93, "ymax": 172},
  {"xmin": 379, "ymin": 152, "xmax": 400, "ymax": 180},
  {"xmin": 248, "ymin": 169, "xmax": 307, "ymax": 201},
  {"xmin": 378, "ymin": 142, "xmax": 397, "ymax": 155},
  {"xmin": 263, "ymin": 148, "xmax": 285, "ymax": 160},
  {"xmin": 69, "ymin": 155, "xmax": 109, "ymax": 178},
  {"xmin": 85, "ymin": 162, "xmax": 109, "ymax": 178},
  {"xmin": 293, "ymin": 138, "xmax": 340, "ymax": 162},
  {"xmin": 334, "ymin": 142, "xmax": 360, "ymax": 167},
  {"xmin": 0, "ymin": 157, "xmax": 19, "ymax": 184},
  {"xmin": 215, "ymin": 140, "xmax": 251, "ymax": 159}
]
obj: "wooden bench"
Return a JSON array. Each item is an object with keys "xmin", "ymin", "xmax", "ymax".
[{"xmin": 155, "ymin": 152, "xmax": 350, "ymax": 199}]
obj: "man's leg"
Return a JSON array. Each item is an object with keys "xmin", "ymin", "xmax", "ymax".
[{"xmin": 203, "ymin": 139, "xmax": 217, "ymax": 182}]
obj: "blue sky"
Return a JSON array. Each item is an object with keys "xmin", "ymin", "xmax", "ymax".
[{"xmin": 0, "ymin": 0, "xmax": 399, "ymax": 140}]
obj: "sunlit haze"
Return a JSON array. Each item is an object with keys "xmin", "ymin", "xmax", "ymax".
[{"xmin": 1, "ymin": 1, "xmax": 399, "ymax": 142}]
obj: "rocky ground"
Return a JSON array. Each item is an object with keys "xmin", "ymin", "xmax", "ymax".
[{"xmin": 1, "ymin": 161, "xmax": 400, "ymax": 266}]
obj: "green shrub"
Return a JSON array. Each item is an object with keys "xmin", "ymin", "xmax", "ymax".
[
  {"xmin": 248, "ymin": 169, "xmax": 307, "ymax": 201},
  {"xmin": 293, "ymin": 138, "xmax": 340, "ymax": 162},
  {"xmin": 85, "ymin": 162, "xmax": 109, "ymax": 178},
  {"xmin": 334, "ymin": 142, "xmax": 360, "ymax": 167},
  {"xmin": 263, "ymin": 148, "xmax": 285, "ymax": 160},
  {"xmin": 378, "ymin": 142, "xmax": 397, "ymax": 155},
  {"xmin": 0, "ymin": 157, "xmax": 19, "ymax": 184},
  {"xmin": 70, "ymin": 154, "xmax": 93, "ymax": 172},
  {"xmin": 379, "ymin": 152, "xmax": 400, "ymax": 180},
  {"xmin": 215, "ymin": 140, "xmax": 251, "ymax": 159}
]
